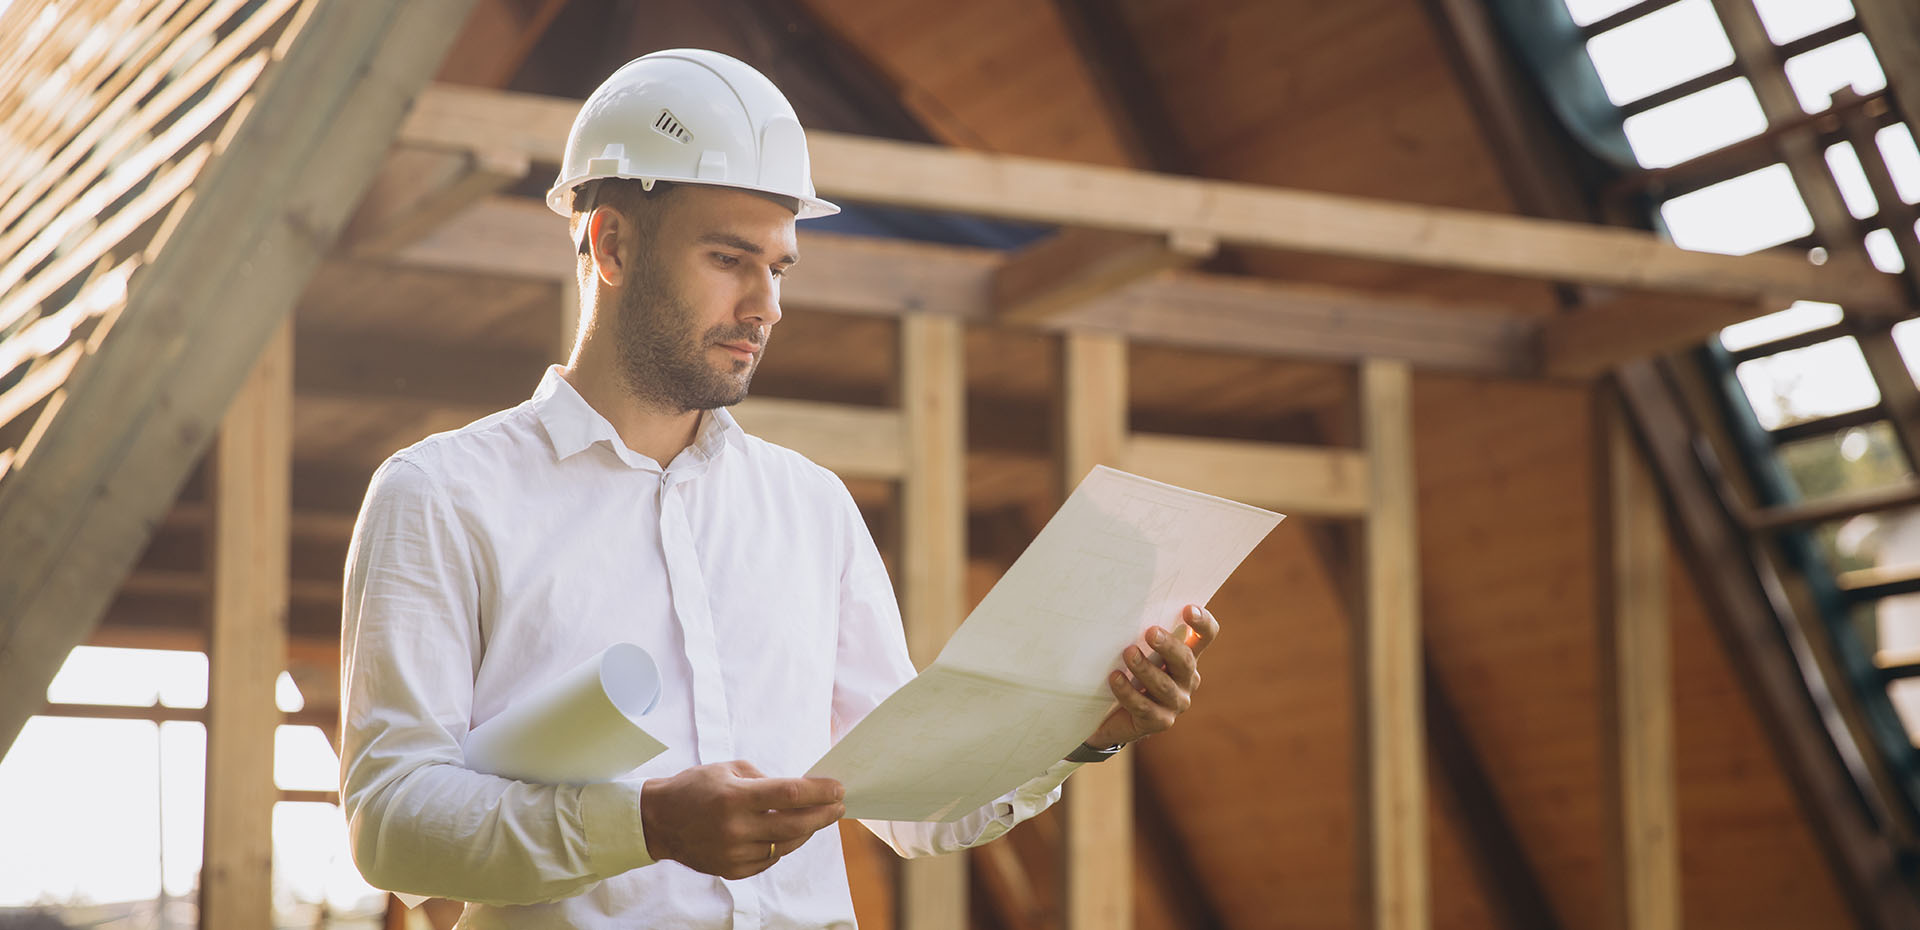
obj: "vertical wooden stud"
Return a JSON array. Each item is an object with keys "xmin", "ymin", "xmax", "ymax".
[
  {"xmin": 898, "ymin": 313, "xmax": 968, "ymax": 930},
  {"xmin": 1356, "ymin": 359, "xmax": 1427, "ymax": 930},
  {"xmin": 201, "ymin": 319, "xmax": 291, "ymax": 929},
  {"xmin": 1059, "ymin": 330, "xmax": 1132, "ymax": 930},
  {"xmin": 1596, "ymin": 392, "xmax": 1680, "ymax": 930}
]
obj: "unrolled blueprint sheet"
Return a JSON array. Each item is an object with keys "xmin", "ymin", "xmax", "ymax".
[{"xmin": 810, "ymin": 465, "xmax": 1282, "ymax": 821}]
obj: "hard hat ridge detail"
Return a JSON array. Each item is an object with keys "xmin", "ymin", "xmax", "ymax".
[{"xmin": 546, "ymin": 49, "xmax": 839, "ymax": 220}]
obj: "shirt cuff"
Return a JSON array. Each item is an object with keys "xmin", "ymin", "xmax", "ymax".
[{"xmin": 581, "ymin": 780, "xmax": 656, "ymax": 875}]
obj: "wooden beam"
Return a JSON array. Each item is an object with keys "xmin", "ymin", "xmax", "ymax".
[
  {"xmin": 1356, "ymin": 359, "xmax": 1427, "ymax": 930},
  {"xmin": 1849, "ymin": 1, "xmax": 1920, "ymax": 204},
  {"xmin": 1617, "ymin": 359, "xmax": 1920, "ymax": 930},
  {"xmin": 1121, "ymin": 433, "xmax": 1369, "ymax": 517},
  {"xmin": 1540, "ymin": 292, "xmax": 1768, "ymax": 379},
  {"xmin": 995, "ymin": 228, "xmax": 1216, "ymax": 325},
  {"xmin": 1595, "ymin": 395, "xmax": 1680, "ymax": 930},
  {"xmin": 1056, "ymin": 331, "xmax": 1132, "ymax": 930},
  {"xmin": 897, "ymin": 313, "xmax": 968, "ymax": 930},
  {"xmin": 434, "ymin": 0, "xmax": 570, "ymax": 88},
  {"xmin": 0, "ymin": 0, "xmax": 479, "ymax": 756},
  {"xmin": 396, "ymin": 84, "xmax": 1904, "ymax": 310},
  {"xmin": 200, "ymin": 320, "xmax": 291, "ymax": 930},
  {"xmin": 341, "ymin": 147, "xmax": 529, "ymax": 258},
  {"xmin": 393, "ymin": 198, "xmax": 1539, "ymax": 375}
]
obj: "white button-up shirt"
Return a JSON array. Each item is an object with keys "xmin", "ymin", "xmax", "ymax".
[{"xmin": 339, "ymin": 367, "xmax": 1075, "ymax": 929}]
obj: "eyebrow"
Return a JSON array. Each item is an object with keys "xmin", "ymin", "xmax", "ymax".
[{"xmin": 697, "ymin": 231, "xmax": 798, "ymax": 266}]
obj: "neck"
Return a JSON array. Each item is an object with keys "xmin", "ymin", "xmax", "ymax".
[{"xmin": 560, "ymin": 340, "xmax": 702, "ymax": 466}]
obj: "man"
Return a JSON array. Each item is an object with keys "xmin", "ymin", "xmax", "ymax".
[{"xmin": 338, "ymin": 49, "xmax": 1217, "ymax": 929}]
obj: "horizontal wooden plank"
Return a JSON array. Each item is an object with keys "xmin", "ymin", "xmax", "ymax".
[
  {"xmin": 994, "ymin": 228, "xmax": 1214, "ymax": 324},
  {"xmin": 1540, "ymin": 292, "xmax": 1769, "ymax": 379},
  {"xmin": 395, "ymin": 198, "xmax": 1538, "ymax": 375},
  {"xmin": 1746, "ymin": 479, "xmax": 1920, "ymax": 532},
  {"xmin": 732, "ymin": 397, "xmax": 906, "ymax": 479},
  {"xmin": 398, "ymin": 84, "xmax": 1905, "ymax": 309},
  {"xmin": 1122, "ymin": 433, "xmax": 1368, "ymax": 516}
]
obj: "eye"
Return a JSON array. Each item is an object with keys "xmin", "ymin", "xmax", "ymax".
[
  {"xmin": 712, "ymin": 252, "xmax": 740, "ymax": 268},
  {"xmin": 770, "ymin": 265, "xmax": 788, "ymax": 279}
]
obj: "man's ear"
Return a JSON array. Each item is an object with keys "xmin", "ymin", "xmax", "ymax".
[{"xmin": 588, "ymin": 205, "xmax": 627, "ymax": 288}]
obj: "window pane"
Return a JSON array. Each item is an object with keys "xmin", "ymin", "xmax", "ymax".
[
  {"xmin": 1623, "ymin": 78, "xmax": 1767, "ymax": 167},
  {"xmin": 1721, "ymin": 300, "xmax": 1844, "ymax": 351},
  {"xmin": 1885, "ymin": 318, "xmax": 1920, "ymax": 385},
  {"xmin": 1751, "ymin": 0, "xmax": 1855, "ymax": 45},
  {"xmin": 1865, "ymin": 227, "xmax": 1905, "ymax": 273},
  {"xmin": 1878, "ymin": 124, "xmax": 1920, "ymax": 203},
  {"xmin": 1662, "ymin": 164, "xmax": 1814, "ymax": 255},
  {"xmin": 1779, "ymin": 421, "xmax": 1907, "ymax": 501},
  {"xmin": 274, "ymin": 801, "xmax": 384, "ymax": 917},
  {"xmin": 1586, "ymin": 0, "xmax": 1736, "ymax": 105},
  {"xmin": 1563, "ymin": 0, "xmax": 1646, "ymax": 27},
  {"xmin": 1785, "ymin": 33, "xmax": 1888, "ymax": 112},
  {"xmin": 1734, "ymin": 335, "xmax": 1878, "ymax": 429},
  {"xmin": 0, "ymin": 717, "xmax": 164, "ymax": 904},
  {"xmin": 44, "ymin": 646, "xmax": 208, "ymax": 708},
  {"xmin": 1826, "ymin": 141, "xmax": 1880, "ymax": 218}
]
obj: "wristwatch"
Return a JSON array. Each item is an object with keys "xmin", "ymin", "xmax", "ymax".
[{"xmin": 1065, "ymin": 741, "xmax": 1123, "ymax": 764}]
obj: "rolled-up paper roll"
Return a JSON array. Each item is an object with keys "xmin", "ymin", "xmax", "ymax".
[{"xmin": 462, "ymin": 642, "xmax": 667, "ymax": 784}]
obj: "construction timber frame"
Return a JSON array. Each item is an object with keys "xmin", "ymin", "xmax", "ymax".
[{"xmin": 0, "ymin": 12, "xmax": 1912, "ymax": 928}]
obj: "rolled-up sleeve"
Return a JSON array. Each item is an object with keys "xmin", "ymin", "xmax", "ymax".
[
  {"xmin": 338, "ymin": 456, "xmax": 655, "ymax": 905},
  {"xmin": 820, "ymin": 475, "xmax": 1077, "ymax": 858}
]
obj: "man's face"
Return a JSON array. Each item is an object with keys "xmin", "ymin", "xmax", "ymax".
[{"xmin": 609, "ymin": 186, "xmax": 798, "ymax": 412}]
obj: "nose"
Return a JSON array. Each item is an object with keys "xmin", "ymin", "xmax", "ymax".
[{"xmin": 740, "ymin": 269, "xmax": 782, "ymax": 328}]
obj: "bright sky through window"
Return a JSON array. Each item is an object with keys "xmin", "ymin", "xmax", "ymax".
[
  {"xmin": 1623, "ymin": 79, "xmax": 1767, "ymax": 168},
  {"xmin": 1749, "ymin": 0, "xmax": 1856, "ymax": 45},
  {"xmin": 1784, "ymin": 34, "xmax": 1887, "ymax": 112},
  {"xmin": 1825, "ymin": 141, "xmax": 1880, "ymax": 218},
  {"xmin": 1878, "ymin": 124, "xmax": 1920, "ymax": 203},
  {"xmin": 1661, "ymin": 163, "xmax": 1814, "ymax": 255},
  {"xmin": 1586, "ymin": 0, "xmax": 1735, "ymax": 106}
]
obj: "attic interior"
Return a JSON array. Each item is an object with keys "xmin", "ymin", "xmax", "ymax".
[{"xmin": 2, "ymin": 0, "xmax": 1920, "ymax": 927}]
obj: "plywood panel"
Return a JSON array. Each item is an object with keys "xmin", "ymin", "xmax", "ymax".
[
  {"xmin": 1132, "ymin": 522, "xmax": 1358, "ymax": 930},
  {"xmin": 1667, "ymin": 536, "xmax": 1854, "ymax": 928}
]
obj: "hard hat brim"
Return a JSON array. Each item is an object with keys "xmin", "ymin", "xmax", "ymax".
[{"xmin": 546, "ymin": 175, "xmax": 839, "ymax": 221}]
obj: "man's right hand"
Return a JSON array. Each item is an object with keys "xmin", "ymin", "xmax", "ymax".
[{"xmin": 639, "ymin": 760, "xmax": 846, "ymax": 879}]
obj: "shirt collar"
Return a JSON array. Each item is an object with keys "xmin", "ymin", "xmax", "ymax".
[{"xmin": 531, "ymin": 366, "xmax": 743, "ymax": 471}]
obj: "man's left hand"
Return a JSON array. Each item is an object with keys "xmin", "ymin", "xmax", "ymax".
[{"xmin": 1082, "ymin": 603, "xmax": 1218, "ymax": 751}]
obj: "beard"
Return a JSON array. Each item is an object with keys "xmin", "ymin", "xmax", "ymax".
[{"xmin": 610, "ymin": 255, "xmax": 767, "ymax": 413}]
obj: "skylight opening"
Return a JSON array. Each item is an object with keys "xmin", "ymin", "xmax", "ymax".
[
  {"xmin": 1563, "ymin": 0, "xmax": 1644, "ymax": 27},
  {"xmin": 1623, "ymin": 78, "xmax": 1768, "ymax": 168},
  {"xmin": 1784, "ymin": 33, "xmax": 1887, "ymax": 112},
  {"xmin": 1720, "ymin": 300, "xmax": 1845, "ymax": 352},
  {"xmin": 1824, "ymin": 141, "xmax": 1880, "ymax": 218},
  {"xmin": 1586, "ymin": 0, "xmax": 1736, "ymax": 106},
  {"xmin": 1750, "ymin": 0, "xmax": 1855, "ymax": 45},
  {"xmin": 1864, "ymin": 227, "xmax": 1905, "ymax": 273},
  {"xmin": 1877, "ymin": 124, "xmax": 1920, "ymax": 203},
  {"xmin": 1661, "ymin": 163, "xmax": 1814, "ymax": 255},
  {"xmin": 1735, "ymin": 335, "xmax": 1880, "ymax": 430},
  {"xmin": 46, "ymin": 645, "xmax": 207, "ymax": 708},
  {"xmin": 1888, "ymin": 319, "xmax": 1920, "ymax": 386}
]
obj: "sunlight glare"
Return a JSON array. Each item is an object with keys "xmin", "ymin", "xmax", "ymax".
[
  {"xmin": 1720, "ymin": 301, "xmax": 1845, "ymax": 352},
  {"xmin": 1877, "ymin": 124, "xmax": 1920, "ymax": 204},
  {"xmin": 1750, "ymin": 0, "xmax": 1855, "ymax": 45},
  {"xmin": 1824, "ymin": 142, "xmax": 1879, "ymax": 218}
]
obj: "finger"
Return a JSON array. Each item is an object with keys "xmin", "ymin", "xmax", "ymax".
[
  {"xmin": 1108, "ymin": 669, "xmax": 1174, "ymax": 730},
  {"xmin": 727, "ymin": 759, "xmax": 768, "ymax": 779},
  {"xmin": 741, "ymin": 775, "xmax": 845, "ymax": 810},
  {"xmin": 1183, "ymin": 604, "xmax": 1220, "ymax": 655},
  {"xmin": 1146, "ymin": 626, "xmax": 1199, "ymax": 690},
  {"xmin": 1124, "ymin": 644, "xmax": 1190, "ymax": 714},
  {"xmin": 752, "ymin": 802, "xmax": 847, "ymax": 844}
]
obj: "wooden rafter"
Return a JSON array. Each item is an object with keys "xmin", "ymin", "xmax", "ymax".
[
  {"xmin": 0, "ymin": 0, "xmax": 481, "ymax": 756},
  {"xmin": 397, "ymin": 84, "xmax": 1901, "ymax": 310}
]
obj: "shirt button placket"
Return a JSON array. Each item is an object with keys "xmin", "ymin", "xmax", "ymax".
[{"xmin": 659, "ymin": 475, "xmax": 761, "ymax": 930}]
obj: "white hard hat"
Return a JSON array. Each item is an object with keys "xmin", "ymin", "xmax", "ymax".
[{"xmin": 545, "ymin": 49, "xmax": 839, "ymax": 224}]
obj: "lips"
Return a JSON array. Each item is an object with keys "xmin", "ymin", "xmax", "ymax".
[{"xmin": 719, "ymin": 341, "xmax": 758, "ymax": 359}]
